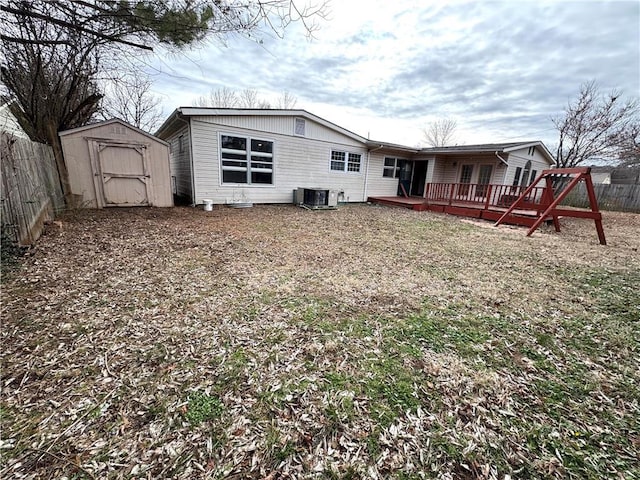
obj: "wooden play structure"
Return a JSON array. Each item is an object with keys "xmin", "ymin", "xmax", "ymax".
[
  {"xmin": 368, "ymin": 167, "xmax": 606, "ymax": 244},
  {"xmin": 494, "ymin": 167, "xmax": 606, "ymax": 245}
]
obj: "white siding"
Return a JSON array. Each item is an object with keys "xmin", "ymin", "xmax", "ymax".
[
  {"xmin": 0, "ymin": 105, "xmax": 28, "ymax": 139},
  {"xmin": 192, "ymin": 115, "xmax": 363, "ymax": 147},
  {"xmin": 365, "ymin": 152, "xmax": 406, "ymax": 197},
  {"xmin": 428, "ymin": 157, "xmax": 505, "ymax": 184},
  {"xmin": 190, "ymin": 120, "xmax": 368, "ymax": 204},
  {"xmin": 430, "ymin": 158, "xmax": 446, "ymax": 183},
  {"xmin": 504, "ymin": 147, "xmax": 551, "ymax": 186},
  {"xmin": 166, "ymin": 125, "xmax": 192, "ymax": 200}
]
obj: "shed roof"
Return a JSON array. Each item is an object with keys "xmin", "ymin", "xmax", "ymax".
[{"xmin": 59, "ymin": 118, "xmax": 168, "ymax": 145}]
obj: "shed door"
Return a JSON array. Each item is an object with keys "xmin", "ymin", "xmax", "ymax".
[{"xmin": 95, "ymin": 143, "xmax": 150, "ymax": 206}]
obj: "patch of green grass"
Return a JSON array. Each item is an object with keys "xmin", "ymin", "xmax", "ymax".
[
  {"xmin": 264, "ymin": 424, "xmax": 298, "ymax": 467},
  {"xmin": 184, "ymin": 392, "xmax": 223, "ymax": 426},
  {"xmin": 322, "ymin": 465, "xmax": 361, "ymax": 480},
  {"xmin": 388, "ymin": 305, "xmax": 491, "ymax": 359}
]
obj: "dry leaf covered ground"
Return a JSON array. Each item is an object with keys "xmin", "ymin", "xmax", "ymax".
[{"xmin": 1, "ymin": 204, "xmax": 639, "ymax": 479}]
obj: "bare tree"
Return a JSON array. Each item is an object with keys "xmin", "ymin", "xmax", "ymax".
[
  {"xmin": 276, "ymin": 91, "xmax": 297, "ymax": 109},
  {"xmin": 553, "ymin": 80, "xmax": 639, "ymax": 168},
  {"xmin": 257, "ymin": 98, "xmax": 272, "ymax": 109},
  {"xmin": 238, "ymin": 89, "xmax": 259, "ymax": 108},
  {"xmin": 1, "ymin": 6, "xmax": 102, "ymax": 197},
  {"xmin": 0, "ymin": 0, "xmax": 326, "ymax": 200},
  {"xmin": 1, "ymin": 1, "xmax": 328, "ymax": 52},
  {"xmin": 193, "ymin": 87, "xmax": 280, "ymax": 109},
  {"xmin": 618, "ymin": 122, "xmax": 640, "ymax": 168},
  {"xmin": 192, "ymin": 87, "xmax": 239, "ymax": 108},
  {"xmin": 237, "ymin": 88, "xmax": 272, "ymax": 108},
  {"xmin": 99, "ymin": 74, "xmax": 164, "ymax": 132},
  {"xmin": 423, "ymin": 118, "xmax": 457, "ymax": 147}
]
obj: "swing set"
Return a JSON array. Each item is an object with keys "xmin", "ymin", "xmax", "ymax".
[{"xmin": 494, "ymin": 167, "xmax": 606, "ymax": 245}]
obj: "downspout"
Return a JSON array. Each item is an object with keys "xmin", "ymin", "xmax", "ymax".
[
  {"xmin": 495, "ymin": 151, "xmax": 508, "ymax": 184},
  {"xmin": 365, "ymin": 145, "xmax": 384, "ymax": 201},
  {"xmin": 176, "ymin": 111, "xmax": 196, "ymax": 205},
  {"xmin": 494, "ymin": 151, "xmax": 508, "ymax": 165}
]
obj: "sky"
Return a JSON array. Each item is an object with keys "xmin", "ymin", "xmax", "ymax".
[{"xmin": 147, "ymin": 0, "xmax": 640, "ymax": 149}]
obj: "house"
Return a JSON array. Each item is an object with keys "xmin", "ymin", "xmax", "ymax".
[
  {"xmin": 154, "ymin": 108, "xmax": 554, "ymax": 206},
  {"xmin": 589, "ymin": 166, "xmax": 613, "ymax": 184},
  {"xmin": 59, "ymin": 118, "xmax": 173, "ymax": 208},
  {"xmin": 0, "ymin": 101, "xmax": 30, "ymax": 139}
]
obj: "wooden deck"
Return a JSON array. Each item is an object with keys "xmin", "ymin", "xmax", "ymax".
[
  {"xmin": 367, "ymin": 195, "xmax": 549, "ymax": 227},
  {"xmin": 369, "ymin": 173, "xmax": 606, "ymax": 244},
  {"xmin": 368, "ymin": 182, "xmax": 552, "ymax": 227}
]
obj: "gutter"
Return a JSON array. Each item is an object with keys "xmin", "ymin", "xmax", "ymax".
[{"xmin": 364, "ymin": 145, "xmax": 384, "ymax": 201}]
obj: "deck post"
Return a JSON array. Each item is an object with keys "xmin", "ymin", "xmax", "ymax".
[
  {"xmin": 483, "ymin": 184, "xmax": 493, "ymax": 211},
  {"xmin": 448, "ymin": 183, "xmax": 455, "ymax": 205}
]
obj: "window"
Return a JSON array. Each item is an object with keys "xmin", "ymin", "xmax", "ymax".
[
  {"xmin": 528, "ymin": 146, "xmax": 536, "ymax": 156},
  {"xmin": 330, "ymin": 150, "xmax": 361, "ymax": 173},
  {"xmin": 520, "ymin": 160, "xmax": 531, "ymax": 187},
  {"xmin": 347, "ymin": 153, "xmax": 361, "ymax": 172},
  {"xmin": 459, "ymin": 164, "xmax": 473, "ymax": 184},
  {"xmin": 476, "ymin": 165, "xmax": 493, "ymax": 197},
  {"xmin": 383, "ymin": 157, "xmax": 405, "ymax": 178},
  {"xmin": 178, "ymin": 135, "xmax": 184, "ymax": 153},
  {"xmin": 459, "ymin": 164, "xmax": 473, "ymax": 195},
  {"xmin": 294, "ymin": 118, "xmax": 306, "ymax": 136},
  {"xmin": 330, "ymin": 151, "xmax": 345, "ymax": 171},
  {"xmin": 383, "ymin": 157, "xmax": 396, "ymax": 177},
  {"xmin": 220, "ymin": 134, "xmax": 273, "ymax": 185},
  {"xmin": 529, "ymin": 170, "xmax": 538, "ymax": 185},
  {"xmin": 512, "ymin": 167, "xmax": 522, "ymax": 186}
]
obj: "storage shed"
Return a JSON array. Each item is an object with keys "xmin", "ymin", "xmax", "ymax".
[{"xmin": 59, "ymin": 118, "xmax": 173, "ymax": 208}]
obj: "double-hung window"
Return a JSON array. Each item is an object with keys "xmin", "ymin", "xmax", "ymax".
[
  {"xmin": 383, "ymin": 157, "xmax": 406, "ymax": 178},
  {"xmin": 330, "ymin": 150, "xmax": 361, "ymax": 173},
  {"xmin": 220, "ymin": 135, "xmax": 273, "ymax": 185}
]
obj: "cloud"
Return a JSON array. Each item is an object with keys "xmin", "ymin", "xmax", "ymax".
[{"xmin": 149, "ymin": 0, "xmax": 639, "ymax": 148}]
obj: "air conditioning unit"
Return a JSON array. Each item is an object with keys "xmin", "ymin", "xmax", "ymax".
[{"xmin": 294, "ymin": 188, "xmax": 339, "ymax": 209}]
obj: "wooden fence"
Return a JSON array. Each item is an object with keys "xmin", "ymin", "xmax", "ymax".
[
  {"xmin": 1, "ymin": 132, "xmax": 64, "ymax": 246},
  {"xmin": 561, "ymin": 183, "xmax": 640, "ymax": 213}
]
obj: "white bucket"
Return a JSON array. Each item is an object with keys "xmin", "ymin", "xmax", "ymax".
[{"xmin": 203, "ymin": 199, "xmax": 214, "ymax": 211}]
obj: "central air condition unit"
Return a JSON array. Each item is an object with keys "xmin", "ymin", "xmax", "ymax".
[{"xmin": 293, "ymin": 188, "xmax": 339, "ymax": 209}]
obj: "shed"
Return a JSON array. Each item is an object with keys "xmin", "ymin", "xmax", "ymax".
[{"xmin": 59, "ymin": 118, "xmax": 173, "ymax": 208}]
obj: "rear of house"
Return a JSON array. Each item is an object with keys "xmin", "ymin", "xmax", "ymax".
[
  {"xmin": 155, "ymin": 108, "xmax": 554, "ymax": 206},
  {"xmin": 156, "ymin": 108, "xmax": 375, "ymax": 205}
]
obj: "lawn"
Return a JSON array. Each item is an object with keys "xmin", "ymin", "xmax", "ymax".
[{"xmin": 1, "ymin": 204, "xmax": 639, "ymax": 479}]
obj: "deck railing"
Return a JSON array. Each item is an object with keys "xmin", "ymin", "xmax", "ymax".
[{"xmin": 424, "ymin": 183, "xmax": 547, "ymax": 209}]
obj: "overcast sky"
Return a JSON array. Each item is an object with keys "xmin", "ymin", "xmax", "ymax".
[{"xmin": 148, "ymin": 0, "xmax": 639, "ymax": 149}]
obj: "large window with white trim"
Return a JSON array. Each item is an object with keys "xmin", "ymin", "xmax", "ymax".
[
  {"xmin": 383, "ymin": 157, "xmax": 406, "ymax": 178},
  {"xmin": 330, "ymin": 150, "xmax": 361, "ymax": 173},
  {"xmin": 220, "ymin": 135, "xmax": 273, "ymax": 185}
]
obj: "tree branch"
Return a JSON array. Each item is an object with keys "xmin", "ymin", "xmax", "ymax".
[{"xmin": 0, "ymin": 4, "xmax": 154, "ymax": 51}]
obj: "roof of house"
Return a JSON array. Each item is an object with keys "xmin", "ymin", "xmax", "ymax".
[
  {"xmin": 155, "ymin": 108, "xmax": 556, "ymax": 164},
  {"xmin": 156, "ymin": 108, "xmax": 369, "ymax": 144},
  {"xmin": 59, "ymin": 118, "xmax": 168, "ymax": 145},
  {"xmin": 420, "ymin": 141, "xmax": 555, "ymax": 165}
]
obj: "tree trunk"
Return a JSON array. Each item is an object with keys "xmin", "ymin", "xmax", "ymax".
[{"xmin": 45, "ymin": 121, "xmax": 72, "ymax": 203}]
